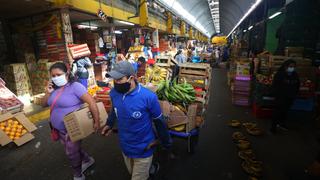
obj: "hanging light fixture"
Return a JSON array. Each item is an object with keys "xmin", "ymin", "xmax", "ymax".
[{"xmin": 227, "ymin": 0, "xmax": 263, "ymax": 37}]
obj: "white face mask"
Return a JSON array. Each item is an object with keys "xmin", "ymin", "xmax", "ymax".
[
  {"xmin": 52, "ymin": 74, "xmax": 68, "ymax": 87},
  {"xmin": 287, "ymin": 67, "xmax": 295, "ymax": 73}
]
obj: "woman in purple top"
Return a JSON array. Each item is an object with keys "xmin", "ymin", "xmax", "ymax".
[{"xmin": 42, "ymin": 62, "xmax": 100, "ymax": 180}]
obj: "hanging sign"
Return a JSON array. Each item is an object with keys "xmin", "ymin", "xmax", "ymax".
[{"xmin": 97, "ymin": 9, "xmax": 107, "ymax": 22}]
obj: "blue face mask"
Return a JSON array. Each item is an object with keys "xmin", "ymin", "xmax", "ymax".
[{"xmin": 287, "ymin": 67, "xmax": 295, "ymax": 73}]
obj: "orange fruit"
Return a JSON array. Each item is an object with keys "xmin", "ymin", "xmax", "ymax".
[
  {"xmin": 13, "ymin": 121, "xmax": 19, "ymax": 125},
  {"xmin": 11, "ymin": 128, "xmax": 17, "ymax": 132},
  {"xmin": 10, "ymin": 132, "xmax": 15, "ymax": 136},
  {"xmin": 8, "ymin": 119, "xmax": 13, "ymax": 123},
  {"xmin": 16, "ymin": 128, "xmax": 22, "ymax": 133},
  {"xmin": 5, "ymin": 127, "xmax": 10, "ymax": 131},
  {"xmin": 21, "ymin": 129, "xmax": 27, "ymax": 135},
  {"xmin": 9, "ymin": 136, "xmax": 14, "ymax": 140},
  {"xmin": 17, "ymin": 125, "xmax": 23, "ymax": 129},
  {"xmin": 15, "ymin": 132, "xmax": 21, "ymax": 137},
  {"xmin": 12, "ymin": 124, "xmax": 18, "ymax": 128},
  {"xmin": 0, "ymin": 122, "xmax": 5, "ymax": 126},
  {"xmin": 0, "ymin": 126, "xmax": 5, "ymax": 130}
]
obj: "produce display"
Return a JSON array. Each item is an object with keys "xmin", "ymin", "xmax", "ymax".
[
  {"xmin": 0, "ymin": 119, "xmax": 28, "ymax": 140},
  {"xmin": 0, "ymin": 81, "xmax": 23, "ymax": 113},
  {"xmin": 256, "ymin": 74, "xmax": 273, "ymax": 85},
  {"xmin": 156, "ymin": 79, "xmax": 196, "ymax": 104},
  {"xmin": 228, "ymin": 120, "xmax": 264, "ymax": 178},
  {"xmin": 145, "ymin": 65, "xmax": 169, "ymax": 84},
  {"xmin": 88, "ymin": 85, "xmax": 101, "ymax": 96},
  {"xmin": 228, "ymin": 120, "xmax": 241, "ymax": 128},
  {"xmin": 0, "ymin": 97, "xmax": 22, "ymax": 109}
]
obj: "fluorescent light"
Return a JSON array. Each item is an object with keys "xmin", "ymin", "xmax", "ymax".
[
  {"xmin": 227, "ymin": 0, "xmax": 263, "ymax": 37},
  {"xmin": 248, "ymin": 26, "xmax": 253, "ymax": 30},
  {"xmin": 77, "ymin": 24, "xmax": 98, "ymax": 30},
  {"xmin": 268, "ymin": 11, "xmax": 282, "ymax": 19},
  {"xmin": 243, "ymin": 30, "xmax": 247, "ymax": 32},
  {"xmin": 157, "ymin": 0, "xmax": 210, "ymax": 37},
  {"xmin": 117, "ymin": 20, "xmax": 135, "ymax": 26},
  {"xmin": 115, "ymin": 30, "xmax": 122, "ymax": 34}
]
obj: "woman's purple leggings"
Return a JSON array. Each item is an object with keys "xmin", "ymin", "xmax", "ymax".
[{"xmin": 59, "ymin": 132, "xmax": 90, "ymax": 177}]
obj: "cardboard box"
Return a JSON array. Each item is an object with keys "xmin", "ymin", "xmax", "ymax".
[
  {"xmin": 0, "ymin": 112, "xmax": 37, "ymax": 146},
  {"xmin": 159, "ymin": 100, "xmax": 198, "ymax": 132},
  {"xmin": 64, "ymin": 102, "xmax": 108, "ymax": 142}
]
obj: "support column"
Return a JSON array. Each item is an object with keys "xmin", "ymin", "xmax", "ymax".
[
  {"xmin": 166, "ymin": 12, "xmax": 173, "ymax": 34},
  {"xmin": 139, "ymin": 0, "xmax": 149, "ymax": 27},
  {"xmin": 60, "ymin": 8, "xmax": 73, "ymax": 63},
  {"xmin": 180, "ymin": 21, "xmax": 186, "ymax": 36},
  {"xmin": 189, "ymin": 27, "xmax": 193, "ymax": 39}
]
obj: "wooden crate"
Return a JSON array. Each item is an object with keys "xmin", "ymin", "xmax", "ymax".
[
  {"xmin": 156, "ymin": 55, "xmax": 173, "ymax": 67},
  {"xmin": 179, "ymin": 74, "xmax": 210, "ymax": 90},
  {"xmin": 285, "ymin": 47, "xmax": 304, "ymax": 57},
  {"xmin": 269, "ymin": 56, "xmax": 287, "ymax": 67},
  {"xmin": 179, "ymin": 63, "xmax": 211, "ymax": 77}
]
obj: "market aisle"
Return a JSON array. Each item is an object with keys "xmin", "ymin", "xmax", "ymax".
[
  {"xmin": 0, "ymin": 68, "xmax": 319, "ymax": 180},
  {"xmin": 157, "ymin": 68, "xmax": 319, "ymax": 180}
]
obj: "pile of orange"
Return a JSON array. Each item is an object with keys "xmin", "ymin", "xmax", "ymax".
[{"xmin": 0, "ymin": 119, "xmax": 27, "ymax": 140}]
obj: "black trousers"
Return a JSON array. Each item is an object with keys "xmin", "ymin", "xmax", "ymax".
[{"xmin": 271, "ymin": 97, "xmax": 294, "ymax": 130}]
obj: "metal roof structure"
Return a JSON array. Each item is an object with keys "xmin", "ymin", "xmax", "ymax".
[{"xmin": 158, "ymin": 0, "xmax": 260, "ymax": 37}]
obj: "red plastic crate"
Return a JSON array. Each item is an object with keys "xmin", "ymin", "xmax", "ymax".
[{"xmin": 252, "ymin": 103, "xmax": 273, "ymax": 118}]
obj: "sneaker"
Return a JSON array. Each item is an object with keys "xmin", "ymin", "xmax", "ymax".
[
  {"xmin": 73, "ymin": 174, "xmax": 85, "ymax": 180},
  {"xmin": 82, "ymin": 157, "xmax": 95, "ymax": 173},
  {"xmin": 277, "ymin": 124, "xmax": 289, "ymax": 131},
  {"xmin": 149, "ymin": 162, "xmax": 160, "ymax": 176}
]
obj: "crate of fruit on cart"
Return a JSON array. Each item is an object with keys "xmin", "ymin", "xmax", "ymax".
[
  {"xmin": 179, "ymin": 75, "xmax": 210, "ymax": 90},
  {"xmin": 0, "ymin": 112, "xmax": 37, "ymax": 146}
]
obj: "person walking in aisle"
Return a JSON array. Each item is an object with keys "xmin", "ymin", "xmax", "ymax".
[
  {"xmin": 101, "ymin": 61, "xmax": 172, "ymax": 180},
  {"xmin": 43, "ymin": 62, "xmax": 100, "ymax": 180},
  {"xmin": 174, "ymin": 49, "xmax": 186, "ymax": 64},
  {"xmin": 71, "ymin": 57, "xmax": 93, "ymax": 89},
  {"xmin": 270, "ymin": 59, "xmax": 300, "ymax": 133}
]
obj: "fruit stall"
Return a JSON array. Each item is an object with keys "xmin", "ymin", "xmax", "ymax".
[
  {"xmin": 0, "ymin": 78, "xmax": 37, "ymax": 147},
  {"xmin": 228, "ymin": 41, "xmax": 317, "ymax": 118}
]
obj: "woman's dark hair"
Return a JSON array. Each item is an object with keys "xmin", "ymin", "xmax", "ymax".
[
  {"xmin": 49, "ymin": 62, "xmax": 75, "ymax": 83},
  {"xmin": 278, "ymin": 59, "xmax": 296, "ymax": 72},
  {"xmin": 138, "ymin": 57, "xmax": 146, "ymax": 64}
]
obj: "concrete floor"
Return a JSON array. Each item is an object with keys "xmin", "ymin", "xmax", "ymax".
[{"xmin": 1, "ymin": 68, "xmax": 320, "ymax": 180}]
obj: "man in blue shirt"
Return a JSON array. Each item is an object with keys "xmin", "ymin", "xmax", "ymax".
[{"xmin": 101, "ymin": 61, "xmax": 172, "ymax": 180}]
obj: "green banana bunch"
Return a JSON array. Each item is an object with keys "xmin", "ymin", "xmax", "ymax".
[{"xmin": 156, "ymin": 78, "xmax": 196, "ymax": 104}]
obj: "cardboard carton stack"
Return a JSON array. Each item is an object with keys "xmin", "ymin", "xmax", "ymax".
[
  {"xmin": 232, "ymin": 61, "xmax": 251, "ymax": 106},
  {"xmin": 36, "ymin": 23, "xmax": 67, "ymax": 62},
  {"xmin": 3, "ymin": 63, "xmax": 32, "ymax": 97},
  {"xmin": 29, "ymin": 61, "xmax": 58, "ymax": 95}
]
